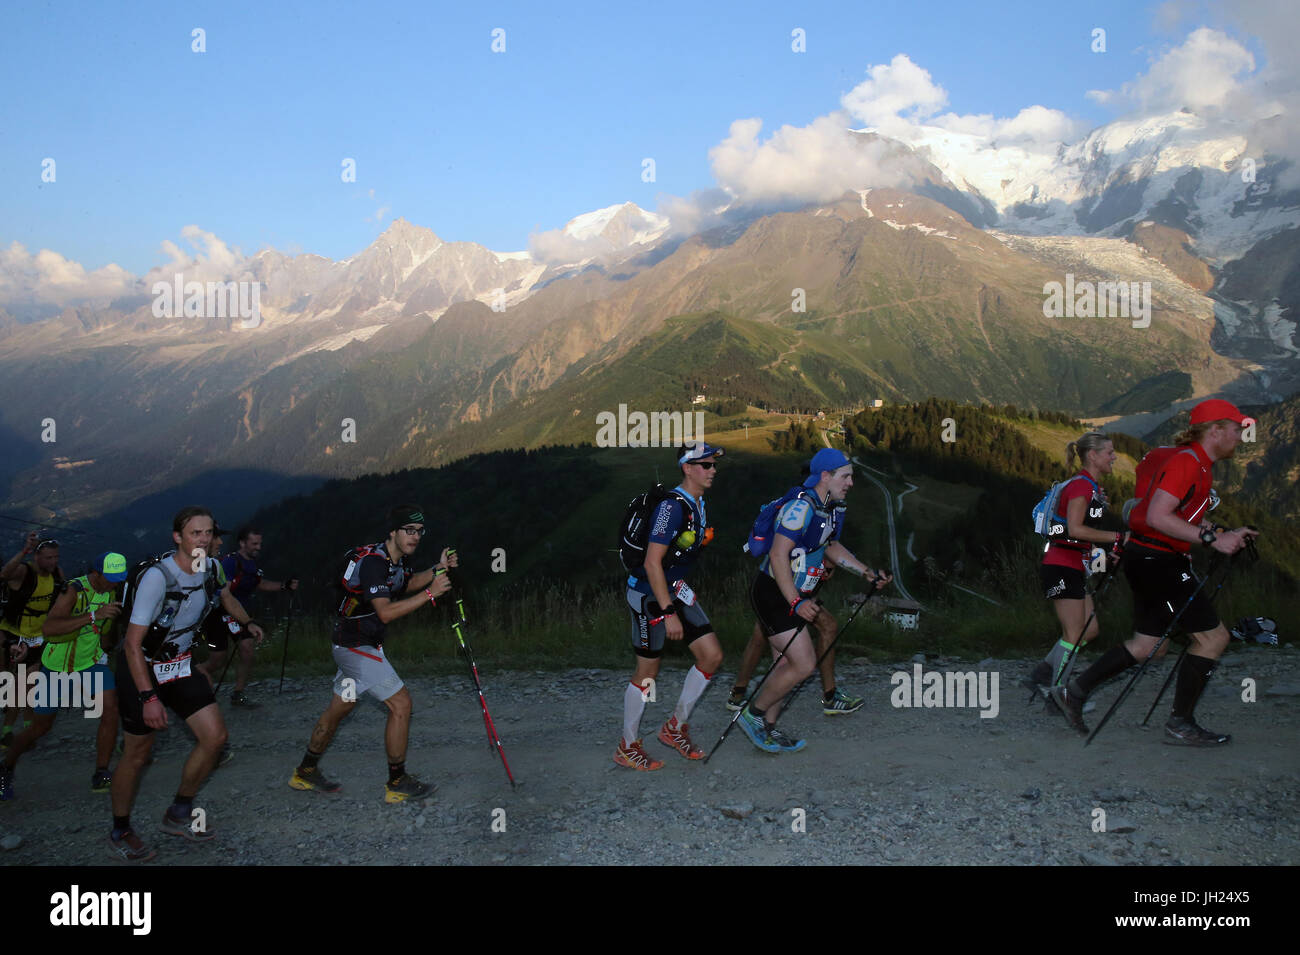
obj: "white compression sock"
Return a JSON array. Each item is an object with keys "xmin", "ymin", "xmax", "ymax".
[
  {"xmin": 623, "ymin": 681, "xmax": 648, "ymax": 744},
  {"xmin": 673, "ymin": 665, "xmax": 713, "ymax": 723}
]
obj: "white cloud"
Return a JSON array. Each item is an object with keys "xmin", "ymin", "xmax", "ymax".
[
  {"xmin": 1090, "ymin": 27, "xmax": 1256, "ymax": 114},
  {"xmin": 840, "ymin": 54, "xmax": 949, "ymax": 135},
  {"xmin": 0, "ymin": 241, "xmax": 136, "ymax": 307},
  {"xmin": 0, "ymin": 226, "xmax": 260, "ymax": 311}
]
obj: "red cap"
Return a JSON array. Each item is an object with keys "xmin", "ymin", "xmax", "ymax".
[{"xmin": 1189, "ymin": 398, "xmax": 1246, "ymax": 426}]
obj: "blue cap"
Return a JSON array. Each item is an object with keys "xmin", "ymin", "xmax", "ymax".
[
  {"xmin": 679, "ymin": 443, "xmax": 725, "ymax": 465},
  {"xmin": 803, "ymin": 448, "xmax": 852, "ymax": 487}
]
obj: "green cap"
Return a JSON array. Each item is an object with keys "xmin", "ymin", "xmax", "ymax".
[{"xmin": 95, "ymin": 551, "xmax": 129, "ymax": 583}]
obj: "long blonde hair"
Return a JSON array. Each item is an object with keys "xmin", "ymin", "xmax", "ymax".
[{"xmin": 1066, "ymin": 431, "xmax": 1111, "ymax": 471}]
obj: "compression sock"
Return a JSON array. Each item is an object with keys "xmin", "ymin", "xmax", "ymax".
[
  {"xmin": 623, "ymin": 681, "xmax": 648, "ymax": 745},
  {"xmin": 1046, "ymin": 639, "xmax": 1077, "ymax": 682},
  {"xmin": 388, "ymin": 762, "xmax": 405, "ymax": 784},
  {"xmin": 300, "ymin": 749, "xmax": 323, "ymax": 771},
  {"xmin": 1075, "ymin": 645, "xmax": 1136, "ymax": 697},
  {"xmin": 673, "ymin": 666, "xmax": 713, "ymax": 723},
  {"xmin": 1171, "ymin": 654, "xmax": 1216, "ymax": 722}
]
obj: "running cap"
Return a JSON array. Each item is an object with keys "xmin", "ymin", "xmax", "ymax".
[
  {"xmin": 388, "ymin": 503, "xmax": 426, "ymax": 529},
  {"xmin": 678, "ymin": 443, "xmax": 725, "ymax": 465},
  {"xmin": 1189, "ymin": 399, "xmax": 1247, "ymax": 426},
  {"xmin": 804, "ymin": 448, "xmax": 852, "ymax": 487},
  {"xmin": 94, "ymin": 551, "xmax": 129, "ymax": 583}
]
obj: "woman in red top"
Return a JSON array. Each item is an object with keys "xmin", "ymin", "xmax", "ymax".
[{"xmin": 1031, "ymin": 432, "xmax": 1124, "ymax": 689}]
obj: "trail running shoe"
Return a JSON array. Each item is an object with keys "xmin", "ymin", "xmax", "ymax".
[
  {"xmin": 106, "ymin": 830, "xmax": 156, "ymax": 863},
  {"xmin": 1048, "ymin": 681, "xmax": 1090, "ymax": 736},
  {"xmin": 725, "ymin": 686, "xmax": 747, "ymax": 712},
  {"xmin": 658, "ymin": 717, "xmax": 705, "ymax": 759},
  {"xmin": 385, "ymin": 773, "xmax": 435, "ymax": 803},
  {"xmin": 734, "ymin": 707, "xmax": 795, "ymax": 753},
  {"xmin": 766, "ymin": 726, "xmax": 806, "ymax": 752},
  {"xmin": 229, "ymin": 690, "xmax": 258, "ymax": 708},
  {"xmin": 1026, "ymin": 661, "xmax": 1053, "ymax": 687},
  {"xmin": 161, "ymin": 808, "xmax": 216, "ymax": 842},
  {"xmin": 613, "ymin": 738, "xmax": 664, "ymax": 772},
  {"xmin": 0, "ymin": 764, "xmax": 13, "ymax": 801},
  {"xmin": 1164, "ymin": 717, "xmax": 1231, "ymax": 746},
  {"xmin": 1040, "ymin": 686, "xmax": 1096, "ymax": 713},
  {"xmin": 289, "ymin": 766, "xmax": 343, "ymax": 794},
  {"xmin": 217, "ymin": 747, "xmax": 234, "ymax": 768},
  {"xmin": 822, "ymin": 687, "xmax": 864, "ymax": 715},
  {"xmin": 91, "ymin": 770, "xmax": 112, "ymax": 793}
]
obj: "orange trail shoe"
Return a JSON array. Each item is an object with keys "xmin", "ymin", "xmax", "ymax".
[
  {"xmin": 613, "ymin": 738, "xmax": 664, "ymax": 771},
  {"xmin": 658, "ymin": 716, "xmax": 706, "ymax": 759}
]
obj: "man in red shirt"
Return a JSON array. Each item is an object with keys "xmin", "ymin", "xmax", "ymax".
[{"xmin": 1051, "ymin": 399, "xmax": 1259, "ymax": 745}]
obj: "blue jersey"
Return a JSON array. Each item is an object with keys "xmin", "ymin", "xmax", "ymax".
[
  {"xmin": 627, "ymin": 486, "xmax": 707, "ymax": 596},
  {"xmin": 760, "ymin": 492, "xmax": 843, "ymax": 594},
  {"xmin": 222, "ymin": 553, "xmax": 262, "ymax": 610}
]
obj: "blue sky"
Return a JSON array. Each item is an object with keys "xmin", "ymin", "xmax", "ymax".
[{"xmin": 0, "ymin": 0, "xmax": 1258, "ymax": 274}]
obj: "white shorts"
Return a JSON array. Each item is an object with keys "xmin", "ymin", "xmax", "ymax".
[{"xmin": 330, "ymin": 644, "xmax": 404, "ymax": 702}]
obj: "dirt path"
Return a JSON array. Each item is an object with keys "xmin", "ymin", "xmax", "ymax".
[{"xmin": 3, "ymin": 648, "xmax": 1296, "ymax": 866}]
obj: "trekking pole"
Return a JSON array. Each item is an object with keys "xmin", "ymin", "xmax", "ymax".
[
  {"xmin": 703, "ymin": 616, "xmax": 811, "ymax": 764},
  {"xmin": 1139, "ymin": 534, "xmax": 1258, "ymax": 726},
  {"xmin": 774, "ymin": 586, "xmax": 881, "ymax": 722},
  {"xmin": 1085, "ymin": 552, "xmax": 1233, "ymax": 747},
  {"xmin": 215, "ymin": 642, "xmax": 237, "ymax": 693},
  {"xmin": 440, "ymin": 571, "xmax": 517, "ymax": 788},
  {"xmin": 278, "ymin": 591, "xmax": 294, "ymax": 694}
]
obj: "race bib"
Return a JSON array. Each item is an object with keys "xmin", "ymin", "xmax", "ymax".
[
  {"xmin": 152, "ymin": 653, "xmax": 192, "ymax": 684},
  {"xmin": 799, "ymin": 566, "xmax": 824, "ymax": 594},
  {"xmin": 672, "ymin": 580, "xmax": 697, "ymax": 606}
]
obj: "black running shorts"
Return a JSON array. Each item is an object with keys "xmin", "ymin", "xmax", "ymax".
[
  {"xmin": 750, "ymin": 572, "xmax": 817, "ymax": 639},
  {"xmin": 625, "ymin": 587, "xmax": 712, "ymax": 658},
  {"xmin": 1040, "ymin": 564, "xmax": 1087, "ymax": 600},
  {"xmin": 203, "ymin": 612, "xmax": 251, "ymax": 652},
  {"xmin": 116, "ymin": 653, "xmax": 217, "ymax": 735},
  {"xmin": 1123, "ymin": 546, "xmax": 1220, "ymax": 636}
]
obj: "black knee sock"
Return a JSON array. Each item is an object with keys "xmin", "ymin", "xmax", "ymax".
[
  {"xmin": 300, "ymin": 749, "xmax": 323, "ymax": 770},
  {"xmin": 1172, "ymin": 654, "xmax": 1215, "ymax": 721},
  {"xmin": 1076, "ymin": 645, "xmax": 1136, "ymax": 696},
  {"xmin": 388, "ymin": 761, "xmax": 405, "ymax": 784}
]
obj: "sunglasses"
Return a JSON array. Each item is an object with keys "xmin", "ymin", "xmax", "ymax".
[
  {"xmin": 35, "ymin": 539, "xmax": 59, "ymax": 552},
  {"xmin": 689, "ymin": 461, "xmax": 717, "ymax": 470}
]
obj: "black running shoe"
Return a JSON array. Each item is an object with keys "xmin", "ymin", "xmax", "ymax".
[
  {"xmin": 1048, "ymin": 681, "xmax": 1089, "ymax": 735},
  {"xmin": 1164, "ymin": 717, "xmax": 1230, "ymax": 746}
]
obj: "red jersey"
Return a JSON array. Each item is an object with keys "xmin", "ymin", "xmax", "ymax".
[
  {"xmin": 1128, "ymin": 444, "xmax": 1214, "ymax": 554},
  {"xmin": 1042, "ymin": 472, "xmax": 1107, "ymax": 570}
]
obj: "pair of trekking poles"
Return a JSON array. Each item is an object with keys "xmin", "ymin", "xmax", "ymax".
[
  {"xmin": 706, "ymin": 582, "xmax": 883, "ymax": 762},
  {"xmin": 1032, "ymin": 532, "xmax": 1259, "ymax": 746}
]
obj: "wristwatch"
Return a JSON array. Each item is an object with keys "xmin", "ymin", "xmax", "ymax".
[{"xmin": 1199, "ymin": 527, "xmax": 1217, "ymax": 548}]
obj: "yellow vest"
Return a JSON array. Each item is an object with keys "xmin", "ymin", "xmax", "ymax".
[{"xmin": 1, "ymin": 569, "xmax": 56, "ymax": 642}]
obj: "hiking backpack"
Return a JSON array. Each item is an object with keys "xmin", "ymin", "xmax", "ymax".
[
  {"xmin": 1031, "ymin": 474, "xmax": 1100, "ymax": 541},
  {"xmin": 618, "ymin": 485, "xmax": 699, "ymax": 574},
  {"xmin": 115, "ymin": 552, "xmax": 221, "ymax": 658},
  {"xmin": 744, "ymin": 486, "xmax": 815, "ymax": 557}
]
